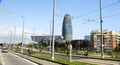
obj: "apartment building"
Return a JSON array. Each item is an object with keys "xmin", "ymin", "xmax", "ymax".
[{"xmin": 91, "ymin": 29, "xmax": 120, "ymax": 51}]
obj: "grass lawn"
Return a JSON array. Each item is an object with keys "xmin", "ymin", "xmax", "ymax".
[
  {"xmin": 32, "ymin": 54, "xmax": 97, "ymax": 65},
  {"xmin": 21, "ymin": 52, "xmax": 97, "ymax": 65}
]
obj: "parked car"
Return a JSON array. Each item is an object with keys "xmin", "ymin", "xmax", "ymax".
[{"xmin": 2, "ymin": 47, "xmax": 8, "ymax": 53}]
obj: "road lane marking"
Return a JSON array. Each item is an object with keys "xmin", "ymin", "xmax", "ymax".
[
  {"xmin": 2, "ymin": 52, "xmax": 38, "ymax": 65},
  {"xmin": 10, "ymin": 52, "xmax": 38, "ymax": 65}
]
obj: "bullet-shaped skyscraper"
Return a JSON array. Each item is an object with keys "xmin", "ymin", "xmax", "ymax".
[{"xmin": 62, "ymin": 14, "xmax": 72, "ymax": 41}]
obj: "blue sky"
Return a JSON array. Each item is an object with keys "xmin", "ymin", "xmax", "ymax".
[{"xmin": 0, "ymin": 0, "xmax": 120, "ymax": 43}]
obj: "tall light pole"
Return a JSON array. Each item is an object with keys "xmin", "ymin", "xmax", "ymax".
[
  {"xmin": 21, "ymin": 16, "xmax": 25, "ymax": 53},
  {"xmin": 100, "ymin": 0, "xmax": 104, "ymax": 58},
  {"xmin": 7, "ymin": 26, "xmax": 10, "ymax": 48},
  {"xmin": 50, "ymin": 20, "xmax": 52, "ymax": 53},
  {"xmin": 13, "ymin": 26, "xmax": 16, "ymax": 50},
  {"xmin": 33, "ymin": 28, "xmax": 35, "ymax": 50},
  {"xmin": 10, "ymin": 30, "xmax": 12, "ymax": 49},
  {"xmin": 69, "ymin": 42, "xmax": 72, "ymax": 62},
  {"xmin": 8, "ymin": 25, "xmax": 13, "ymax": 49},
  {"xmin": 51, "ymin": 0, "xmax": 56, "ymax": 59}
]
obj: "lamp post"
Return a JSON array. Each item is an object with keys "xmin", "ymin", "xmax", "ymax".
[
  {"xmin": 21, "ymin": 16, "xmax": 25, "ymax": 53},
  {"xmin": 99, "ymin": 0, "xmax": 104, "ymax": 58},
  {"xmin": 69, "ymin": 42, "xmax": 72, "ymax": 62},
  {"xmin": 10, "ymin": 30, "xmax": 12, "ymax": 49},
  {"xmin": 13, "ymin": 26, "xmax": 16, "ymax": 50},
  {"xmin": 33, "ymin": 28, "xmax": 35, "ymax": 50},
  {"xmin": 8, "ymin": 25, "xmax": 13, "ymax": 49},
  {"xmin": 51, "ymin": 0, "xmax": 56, "ymax": 59},
  {"xmin": 7, "ymin": 26, "xmax": 10, "ymax": 48},
  {"xmin": 50, "ymin": 20, "xmax": 52, "ymax": 53}
]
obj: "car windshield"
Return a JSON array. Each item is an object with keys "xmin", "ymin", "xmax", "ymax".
[{"xmin": 2, "ymin": 47, "xmax": 8, "ymax": 50}]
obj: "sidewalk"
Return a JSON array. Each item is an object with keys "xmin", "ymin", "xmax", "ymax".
[
  {"xmin": 73, "ymin": 57, "xmax": 120, "ymax": 65},
  {"xmin": 39, "ymin": 51, "xmax": 120, "ymax": 65},
  {"xmin": 10, "ymin": 51, "xmax": 61, "ymax": 65},
  {"xmin": 10, "ymin": 51, "xmax": 120, "ymax": 65},
  {"xmin": 0, "ymin": 49, "xmax": 2, "ymax": 65}
]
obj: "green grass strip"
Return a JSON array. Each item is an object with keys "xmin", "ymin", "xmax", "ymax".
[
  {"xmin": 16, "ymin": 51, "xmax": 96, "ymax": 65},
  {"xmin": 32, "ymin": 54, "xmax": 97, "ymax": 65}
]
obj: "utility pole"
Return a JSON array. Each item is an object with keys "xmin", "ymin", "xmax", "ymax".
[
  {"xmin": 10, "ymin": 30, "xmax": 12, "ymax": 49},
  {"xmin": 8, "ymin": 25, "xmax": 13, "ymax": 49},
  {"xmin": 69, "ymin": 42, "xmax": 72, "ymax": 62},
  {"xmin": 7, "ymin": 27, "xmax": 10, "ymax": 48},
  {"xmin": 21, "ymin": 16, "xmax": 25, "ymax": 53},
  {"xmin": 13, "ymin": 26, "xmax": 16, "ymax": 50},
  {"xmin": 50, "ymin": 20, "xmax": 52, "ymax": 53},
  {"xmin": 33, "ymin": 28, "xmax": 35, "ymax": 50},
  {"xmin": 51, "ymin": 0, "xmax": 56, "ymax": 59},
  {"xmin": 100, "ymin": 0, "xmax": 104, "ymax": 58}
]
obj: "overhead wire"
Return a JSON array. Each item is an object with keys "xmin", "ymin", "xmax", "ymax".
[
  {"xmin": 74, "ymin": 2, "xmax": 119, "ymax": 20},
  {"xmin": 55, "ymin": 1, "xmax": 120, "ymax": 28},
  {"xmin": 75, "ymin": 12, "xmax": 120, "ymax": 27},
  {"xmin": 43, "ymin": 1, "xmax": 120, "ymax": 35}
]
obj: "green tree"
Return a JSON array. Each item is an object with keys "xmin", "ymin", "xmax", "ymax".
[
  {"xmin": 36, "ymin": 44, "xmax": 43, "ymax": 52},
  {"xmin": 80, "ymin": 40, "xmax": 94, "ymax": 56},
  {"xmin": 71, "ymin": 40, "xmax": 80, "ymax": 54},
  {"xmin": 26, "ymin": 42, "xmax": 34, "ymax": 49},
  {"xmin": 114, "ymin": 43, "xmax": 120, "ymax": 52}
]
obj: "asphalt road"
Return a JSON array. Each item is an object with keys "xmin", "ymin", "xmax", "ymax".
[{"xmin": 1, "ymin": 52, "xmax": 38, "ymax": 65}]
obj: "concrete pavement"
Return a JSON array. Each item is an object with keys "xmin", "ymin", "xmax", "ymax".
[
  {"xmin": 1, "ymin": 52, "xmax": 38, "ymax": 65},
  {"xmin": 36, "ymin": 51, "xmax": 120, "ymax": 65},
  {"xmin": 11, "ymin": 51, "xmax": 61, "ymax": 65},
  {"xmin": 74, "ymin": 58, "xmax": 120, "ymax": 65},
  {"xmin": 9, "ymin": 51, "xmax": 120, "ymax": 65},
  {"xmin": 0, "ymin": 49, "xmax": 2, "ymax": 65}
]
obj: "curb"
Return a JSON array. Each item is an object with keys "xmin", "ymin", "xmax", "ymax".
[
  {"xmin": 31, "ymin": 56, "xmax": 67, "ymax": 65},
  {"xmin": 10, "ymin": 51, "xmax": 68, "ymax": 65}
]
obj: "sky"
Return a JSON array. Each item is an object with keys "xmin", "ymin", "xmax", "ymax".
[{"xmin": 0, "ymin": 0, "xmax": 120, "ymax": 43}]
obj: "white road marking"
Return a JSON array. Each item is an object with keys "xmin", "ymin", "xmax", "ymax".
[
  {"xmin": 0, "ymin": 50, "xmax": 4, "ymax": 65},
  {"xmin": 2, "ymin": 52, "xmax": 38, "ymax": 65},
  {"xmin": 10, "ymin": 52, "xmax": 38, "ymax": 65}
]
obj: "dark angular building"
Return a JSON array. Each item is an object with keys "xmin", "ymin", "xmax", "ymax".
[
  {"xmin": 62, "ymin": 14, "xmax": 72, "ymax": 41},
  {"xmin": 31, "ymin": 35, "xmax": 63, "ymax": 44}
]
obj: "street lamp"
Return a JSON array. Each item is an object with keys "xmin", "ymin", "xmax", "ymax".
[
  {"xmin": 13, "ymin": 26, "xmax": 16, "ymax": 50},
  {"xmin": 10, "ymin": 30, "xmax": 12, "ymax": 49},
  {"xmin": 8, "ymin": 25, "xmax": 13, "ymax": 49},
  {"xmin": 51, "ymin": 0, "xmax": 56, "ymax": 59},
  {"xmin": 69, "ymin": 42, "xmax": 72, "ymax": 62},
  {"xmin": 21, "ymin": 16, "xmax": 25, "ymax": 53},
  {"xmin": 99, "ymin": 0, "xmax": 104, "ymax": 58},
  {"xmin": 33, "ymin": 28, "xmax": 35, "ymax": 50},
  {"xmin": 50, "ymin": 20, "xmax": 52, "ymax": 53},
  {"xmin": 7, "ymin": 26, "xmax": 10, "ymax": 48}
]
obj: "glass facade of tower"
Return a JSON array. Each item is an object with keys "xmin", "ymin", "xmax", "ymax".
[{"xmin": 62, "ymin": 14, "xmax": 72, "ymax": 41}]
